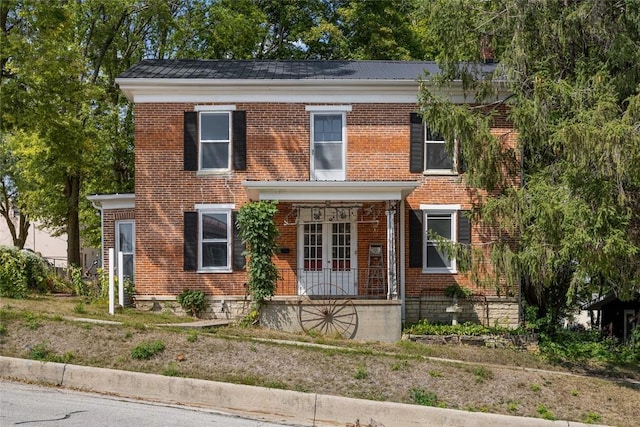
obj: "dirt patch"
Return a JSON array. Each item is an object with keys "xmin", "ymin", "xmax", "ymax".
[{"xmin": 1, "ymin": 296, "xmax": 639, "ymax": 426}]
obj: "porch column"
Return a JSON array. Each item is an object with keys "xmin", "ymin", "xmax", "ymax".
[{"xmin": 386, "ymin": 201, "xmax": 398, "ymax": 300}]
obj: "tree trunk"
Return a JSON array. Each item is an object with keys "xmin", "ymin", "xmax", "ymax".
[{"xmin": 66, "ymin": 175, "xmax": 81, "ymax": 267}]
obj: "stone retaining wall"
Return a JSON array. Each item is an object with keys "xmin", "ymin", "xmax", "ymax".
[
  {"xmin": 405, "ymin": 333, "xmax": 539, "ymax": 349},
  {"xmin": 405, "ymin": 295, "xmax": 520, "ymax": 328}
]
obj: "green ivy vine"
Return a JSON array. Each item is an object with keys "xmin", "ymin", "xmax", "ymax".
[{"xmin": 236, "ymin": 201, "xmax": 280, "ymax": 317}]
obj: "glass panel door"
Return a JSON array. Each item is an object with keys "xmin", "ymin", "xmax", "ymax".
[{"xmin": 298, "ymin": 219, "xmax": 356, "ymax": 296}]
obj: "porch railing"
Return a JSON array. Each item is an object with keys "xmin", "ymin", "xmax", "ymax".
[{"xmin": 276, "ymin": 268, "xmax": 391, "ymax": 299}]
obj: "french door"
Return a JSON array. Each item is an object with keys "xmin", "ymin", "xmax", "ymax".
[{"xmin": 298, "ymin": 220, "xmax": 357, "ymax": 296}]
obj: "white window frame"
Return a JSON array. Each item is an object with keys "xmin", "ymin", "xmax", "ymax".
[
  {"xmin": 115, "ymin": 220, "xmax": 135, "ymax": 281},
  {"xmin": 424, "ymin": 124, "xmax": 457, "ymax": 174},
  {"xmin": 197, "ymin": 106, "xmax": 235, "ymax": 172},
  {"xmin": 307, "ymin": 105, "xmax": 351, "ymax": 181},
  {"xmin": 420, "ymin": 204, "xmax": 460, "ymax": 273},
  {"xmin": 196, "ymin": 204, "xmax": 233, "ymax": 273}
]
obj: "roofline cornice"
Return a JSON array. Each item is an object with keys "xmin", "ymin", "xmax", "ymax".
[{"xmin": 115, "ymin": 78, "xmax": 510, "ymax": 105}]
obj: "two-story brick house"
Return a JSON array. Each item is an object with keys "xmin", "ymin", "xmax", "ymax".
[{"xmin": 89, "ymin": 60, "xmax": 518, "ymax": 342}]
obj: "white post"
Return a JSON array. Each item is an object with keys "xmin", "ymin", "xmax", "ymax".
[
  {"xmin": 118, "ymin": 251, "xmax": 124, "ymax": 307},
  {"xmin": 108, "ymin": 248, "xmax": 115, "ymax": 315}
]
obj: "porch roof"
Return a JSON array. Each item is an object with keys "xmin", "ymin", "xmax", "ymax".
[
  {"xmin": 87, "ymin": 193, "xmax": 135, "ymax": 210},
  {"xmin": 243, "ymin": 181, "xmax": 418, "ymax": 201}
]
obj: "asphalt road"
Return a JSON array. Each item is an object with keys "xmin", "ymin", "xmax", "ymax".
[{"xmin": 0, "ymin": 380, "xmax": 300, "ymax": 427}]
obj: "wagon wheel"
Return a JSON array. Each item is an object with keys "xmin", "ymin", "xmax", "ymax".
[{"xmin": 298, "ymin": 284, "xmax": 358, "ymax": 339}]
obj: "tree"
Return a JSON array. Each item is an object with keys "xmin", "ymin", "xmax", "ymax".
[
  {"xmin": 1, "ymin": 1, "xmax": 178, "ymax": 261},
  {"xmin": 416, "ymin": 0, "xmax": 640, "ymax": 322}
]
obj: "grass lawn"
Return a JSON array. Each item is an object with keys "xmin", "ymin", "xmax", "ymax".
[{"xmin": 1, "ymin": 294, "xmax": 639, "ymax": 426}]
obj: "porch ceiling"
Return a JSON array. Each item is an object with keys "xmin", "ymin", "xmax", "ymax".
[{"xmin": 243, "ymin": 181, "xmax": 418, "ymax": 201}]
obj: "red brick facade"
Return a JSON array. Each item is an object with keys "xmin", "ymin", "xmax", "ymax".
[{"xmin": 128, "ymin": 100, "xmax": 516, "ymax": 303}]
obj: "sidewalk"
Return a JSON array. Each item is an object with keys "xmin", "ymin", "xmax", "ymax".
[{"xmin": 0, "ymin": 356, "xmax": 606, "ymax": 427}]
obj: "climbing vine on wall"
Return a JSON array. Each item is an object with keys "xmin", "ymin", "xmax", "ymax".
[{"xmin": 236, "ymin": 201, "xmax": 280, "ymax": 310}]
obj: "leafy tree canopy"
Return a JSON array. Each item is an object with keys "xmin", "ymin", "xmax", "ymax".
[{"xmin": 417, "ymin": 0, "xmax": 640, "ymax": 320}]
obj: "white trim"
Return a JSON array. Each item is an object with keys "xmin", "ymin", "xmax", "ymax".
[
  {"xmin": 422, "ymin": 208, "xmax": 458, "ymax": 274},
  {"xmin": 115, "ymin": 78, "xmax": 510, "ymax": 105},
  {"xmin": 310, "ymin": 111, "xmax": 347, "ymax": 181},
  {"xmin": 420, "ymin": 204, "xmax": 461, "ymax": 211},
  {"xmin": 87, "ymin": 193, "xmax": 135, "ymax": 210},
  {"xmin": 305, "ymin": 105, "xmax": 352, "ymax": 112},
  {"xmin": 194, "ymin": 105, "xmax": 237, "ymax": 111},
  {"xmin": 199, "ymin": 111, "xmax": 232, "ymax": 171},
  {"xmin": 243, "ymin": 181, "xmax": 418, "ymax": 201},
  {"xmin": 197, "ymin": 208, "xmax": 233, "ymax": 273},
  {"xmin": 194, "ymin": 203, "xmax": 235, "ymax": 210},
  {"xmin": 115, "ymin": 220, "xmax": 135, "ymax": 281}
]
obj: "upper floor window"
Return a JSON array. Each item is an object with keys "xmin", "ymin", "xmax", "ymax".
[
  {"xmin": 410, "ymin": 112, "xmax": 458, "ymax": 174},
  {"xmin": 425, "ymin": 126, "xmax": 454, "ymax": 172},
  {"xmin": 183, "ymin": 107, "xmax": 246, "ymax": 173},
  {"xmin": 307, "ymin": 105, "xmax": 351, "ymax": 181},
  {"xmin": 200, "ymin": 112, "xmax": 231, "ymax": 170}
]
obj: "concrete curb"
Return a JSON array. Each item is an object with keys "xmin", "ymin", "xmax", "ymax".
[{"xmin": 0, "ymin": 356, "xmax": 607, "ymax": 427}]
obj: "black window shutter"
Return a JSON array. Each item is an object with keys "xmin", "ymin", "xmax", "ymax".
[
  {"xmin": 232, "ymin": 111, "xmax": 247, "ymax": 171},
  {"xmin": 458, "ymin": 210, "xmax": 471, "ymax": 244},
  {"xmin": 458, "ymin": 144, "xmax": 466, "ymax": 173},
  {"xmin": 184, "ymin": 112, "xmax": 198, "ymax": 171},
  {"xmin": 184, "ymin": 211, "xmax": 198, "ymax": 271},
  {"xmin": 232, "ymin": 211, "xmax": 246, "ymax": 270},
  {"xmin": 410, "ymin": 113, "xmax": 424, "ymax": 173},
  {"xmin": 409, "ymin": 209, "xmax": 423, "ymax": 268}
]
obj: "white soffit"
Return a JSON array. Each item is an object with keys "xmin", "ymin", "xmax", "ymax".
[
  {"xmin": 243, "ymin": 181, "xmax": 418, "ymax": 201},
  {"xmin": 87, "ymin": 193, "xmax": 135, "ymax": 210},
  {"xmin": 115, "ymin": 78, "xmax": 508, "ymax": 105}
]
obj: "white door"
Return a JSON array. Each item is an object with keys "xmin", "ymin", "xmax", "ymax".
[
  {"xmin": 298, "ymin": 211, "xmax": 357, "ymax": 296},
  {"xmin": 115, "ymin": 220, "xmax": 135, "ymax": 282}
]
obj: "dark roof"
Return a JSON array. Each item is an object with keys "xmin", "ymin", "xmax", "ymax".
[
  {"xmin": 583, "ymin": 290, "xmax": 640, "ymax": 310},
  {"xmin": 118, "ymin": 59, "xmax": 499, "ymax": 81}
]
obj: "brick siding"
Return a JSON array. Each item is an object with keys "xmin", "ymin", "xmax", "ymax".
[{"xmin": 129, "ymin": 101, "xmax": 516, "ymax": 302}]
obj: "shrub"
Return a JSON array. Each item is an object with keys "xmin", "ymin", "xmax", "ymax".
[
  {"xmin": 130, "ymin": 340, "xmax": 166, "ymax": 360},
  {"xmin": 444, "ymin": 283, "xmax": 473, "ymax": 299},
  {"xmin": 0, "ymin": 246, "xmax": 50, "ymax": 298},
  {"xmin": 410, "ymin": 388, "xmax": 444, "ymax": 407},
  {"xmin": 404, "ymin": 320, "xmax": 514, "ymax": 336},
  {"xmin": 177, "ymin": 289, "xmax": 207, "ymax": 317}
]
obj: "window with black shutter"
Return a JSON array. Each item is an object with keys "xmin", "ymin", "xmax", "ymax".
[{"xmin": 183, "ymin": 109, "xmax": 246, "ymax": 172}]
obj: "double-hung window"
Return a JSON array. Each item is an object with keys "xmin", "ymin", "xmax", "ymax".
[
  {"xmin": 425, "ymin": 126, "xmax": 454, "ymax": 172},
  {"xmin": 408, "ymin": 205, "xmax": 471, "ymax": 274},
  {"xmin": 199, "ymin": 208, "xmax": 232, "ymax": 271},
  {"xmin": 183, "ymin": 106, "xmax": 246, "ymax": 173},
  {"xmin": 307, "ymin": 105, "xmax": 351, "ymax": 181},
  {"xmin": 200, "ymin": 111, "xmax": 232, "ymax": 170},
  {"xmin": 424, "ymin": 209, "xmax": 456, "ymax": 272},
  {"xmin": 183, "ymin": 205, "xmax": 245, "ymax": 273},
  {"xmin": 409, "ymin": 112, "xmax": 458, "ymax": 174}
]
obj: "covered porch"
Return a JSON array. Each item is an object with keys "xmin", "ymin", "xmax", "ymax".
[{"xmin": 243, "ymin": 180, "xmax": 417, "ymax": 342}]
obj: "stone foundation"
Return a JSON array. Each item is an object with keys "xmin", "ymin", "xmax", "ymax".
[
  {"xmin": 134, "ymin": 295, "xmax": 252, "ymax": 320},
  {"xmin": 404, "ymin": 295, "xmax": 520, "ymax": 328}
]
